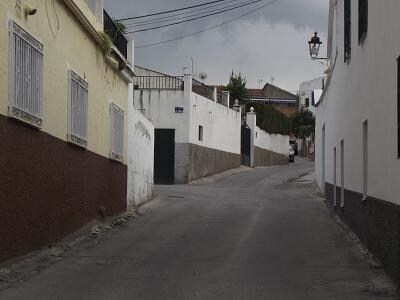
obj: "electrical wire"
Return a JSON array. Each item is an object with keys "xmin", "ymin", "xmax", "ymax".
[
  {"xmin": 117, "ymin": 0, "xmax": 232, "ymax": 21},
  {"xmin": 45, "ymin": 0, "xmax": 57, "ymax": 38},
  {"xmin": 128, "ymin": 0, "xmax": 271, "ymax": 34},
  {"xmin": 135, "ymin": 0, "xmax": 280, "ymax": 49},
  {"xmin": 124, "ymin": 0, "xmax": 241, "ymax": 27},
  {"xmin": 125, "ymin": 0, "xmax": 260, "ymax": 28}
]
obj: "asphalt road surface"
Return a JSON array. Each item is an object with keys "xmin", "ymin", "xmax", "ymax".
[{"xmin": 0, "ymin": 159, "xmax": 396, "ymax": 299}]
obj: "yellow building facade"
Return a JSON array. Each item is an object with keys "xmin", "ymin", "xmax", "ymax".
[
  {"xmin": 0, "ymin": 0, "xmax": 133, "ymax": 263},
  {"xmin": 0, "ymin": 0, "xmax": 130, "ymax": 158}
]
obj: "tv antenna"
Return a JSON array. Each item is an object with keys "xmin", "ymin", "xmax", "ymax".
[{"xmin": 198, "ymin": 72, "xmax": 207, "ymax": 83}]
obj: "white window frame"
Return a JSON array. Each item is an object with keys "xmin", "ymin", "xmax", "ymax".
[
  {"xmin": 9, "ymin": 20, "xmax": 44, "ymax": 128},
  {"xmin": 109, "ymin": 102, "xmax": 124, "ymax": 162},
  {"xmin": 68, "ymin": 70, "xmax": 89, "ymax": 148}
]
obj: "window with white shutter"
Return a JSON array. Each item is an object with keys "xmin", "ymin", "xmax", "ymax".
[
  {"xmin": 110, "ymin": 103, "xmax": 124, "ymax": 162},
  {"xmin": 68, "ymin": 70, "xmax": 88, "ymax": 147},
  {"xmin": 9, "ymin": 21, "xmax": 43, "ymax": 128}
]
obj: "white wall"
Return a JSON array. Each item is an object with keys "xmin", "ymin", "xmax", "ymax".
[
  {"xmin": 134, "ymin": 74, "xmax": 241, "ymax": 154},
  {"xmin": 189, "ymin": 92, "xmax": 241, "ymax": 154},
  {"xmin": 254, "ymin": 125, "xmax": 289, "ymax": 155},
  {"xmin": 133, "ymin": 89, "xmax": 190, "ymax": 143},
  {"xmin": 246, "ymin": 110, "xmax": 289, "ymax": 167},
  {"xmin": 316, "ymin": 0, "xmax": 400, "ymax": 205},
  {"xmin": 127, "ymin": 103, "xmax": 154, "ymax": 207},
  {"xmin": 299, "ymin": 76, "xmax": 326, "ymax": 115}
]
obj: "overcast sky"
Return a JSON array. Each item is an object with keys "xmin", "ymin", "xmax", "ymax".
[{"xmin": 104, "ymin": 0, "xmax": 329, "ymax": 92}]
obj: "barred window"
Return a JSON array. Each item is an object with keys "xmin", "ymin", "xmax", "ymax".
[
  {"xmin": 344, "ymin": 0, "xmax": 351, "ymax": 62},
  {"xmin": 110, "ymin": 103, "xmax": 124, "ymax": 162},
  {"xmin": 68, "ymin": 70, "xmax": 88, "ymax": 147},
  {"xmin": 358, "ymin": 0, "xmax": 368, "ymax": 44},
  {"xmin": 9, "ymin": 21, "xmax": 43, "ymax": 128}
]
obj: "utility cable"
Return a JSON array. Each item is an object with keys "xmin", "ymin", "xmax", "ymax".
[
  {"xmin": 124, "ymin": 0, "xmax": 241, "ymax": 27},
  {"xmin": 117, "ymin": 0, "xmax": 231, "ymax": 21},
  {"xmin": 128, "ymin": 0, "xmax": 271, "ymax": 33},
  {"xmin": 125, "ymin": 0, "xmax": 259, "ymax": 28},
  {"xmin": 135, "ymin": 0, "xmax": 280, "ymax": 49}
]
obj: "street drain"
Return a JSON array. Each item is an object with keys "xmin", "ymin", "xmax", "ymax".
[{"xmin": 167, "ymin": 195, "xmax": 185, "ymax": 199}]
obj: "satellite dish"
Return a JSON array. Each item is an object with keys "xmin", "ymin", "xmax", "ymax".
[{"xmin": 198, "ymin": 72, "xmax": 207, "ymax": 81}]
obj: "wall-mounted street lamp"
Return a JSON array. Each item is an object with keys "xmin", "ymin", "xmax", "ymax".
[{"xmin": 308, "ymin": 32, "xmax": 327, "ymax": 60}]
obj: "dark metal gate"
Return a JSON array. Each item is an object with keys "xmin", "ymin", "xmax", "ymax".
[
  {"xmin": 154, "ymin": 129, "xmax": 175, "ymax": 184},
  {"xmin": 241, "ymin": 124, "xmax": 251, "ymax": 166}
]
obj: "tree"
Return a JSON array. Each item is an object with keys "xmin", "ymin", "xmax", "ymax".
[
  {"xmin": 292, "ymin": 108, "xmax": 315, "ymax": 139},
  {"xmin": 226, "ymin": 71, "xmax": 248, "ymax": 107}
]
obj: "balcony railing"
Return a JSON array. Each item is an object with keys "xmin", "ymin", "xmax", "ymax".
[
  {"xmin": 134, "ymin": 76, "xmax": 184, "ymax": 90},
  {"xmin": 192, "ymin": 79, "xmax": 214, "ymax": 101},
  {"xmin": 217, "ymin": 92, "xmax": 223, "ymax": 104},
  {"xmin": 217, "ymin": 91, "xmax": 229, "ymax": 107},
  {"xmin": 103, "ymin": 10, "xmax": 128, "ymax": 59}
]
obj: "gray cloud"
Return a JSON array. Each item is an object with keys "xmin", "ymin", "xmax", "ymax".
[{"xmin": 105, "ymin": 0, "xmax": 329, "ymax": 91}]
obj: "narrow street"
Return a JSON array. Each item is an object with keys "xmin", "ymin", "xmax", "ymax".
[{"xmin": 0, "ymin": 160, "xmax": 395, "ymax": 299}]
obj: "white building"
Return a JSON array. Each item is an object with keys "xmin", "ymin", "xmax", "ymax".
[
  {"xmin": 315, "ymin": 0, "xmax": 400, "ymax": 283},
  {"xmin": 299, "ymin": 76, "xmax": 326, "ymax": 115},
  {"xmin": 133, "ymin": 66, "xmax": 241, "ymax": 184}
]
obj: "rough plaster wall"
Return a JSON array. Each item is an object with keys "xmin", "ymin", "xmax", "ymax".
[
  {"xmin": 127, "ymin": 105, "xmax": 154, "ymax": 207},
  {"xmin": 316, "ymin": 1, "xmax": 400, "ymax": 205}
]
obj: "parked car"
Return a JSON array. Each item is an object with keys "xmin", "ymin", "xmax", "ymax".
[{"xmin": 289, "ymin": 146, "xmax": 295, "ymax": 163}]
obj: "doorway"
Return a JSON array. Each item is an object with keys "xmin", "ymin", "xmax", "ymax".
[
  {"xmin": 154, "ymin": 129, "xmax": 175, "ymax": 184},
  {"xmin": 241, "ymin": 124, "xmax": 251, "ymax": 166}
]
